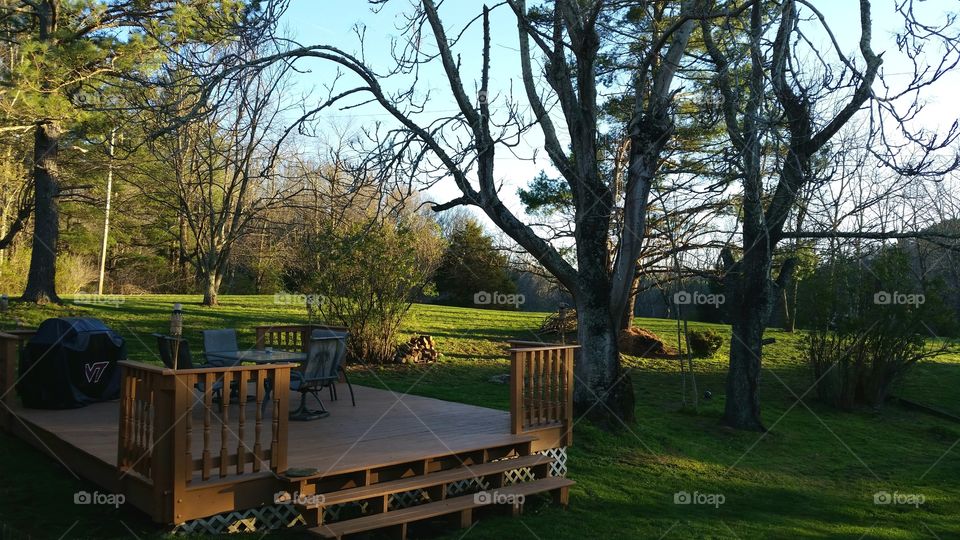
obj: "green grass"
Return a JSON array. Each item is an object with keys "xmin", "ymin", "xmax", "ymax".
[{"xmin": 1, "ymin": 296, "xmax": 959, "ymax": 539}]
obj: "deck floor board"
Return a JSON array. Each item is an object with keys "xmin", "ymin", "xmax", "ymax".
[{"xmin": 10, "ymin": 384, "xmax": 520, "ymax": 479}]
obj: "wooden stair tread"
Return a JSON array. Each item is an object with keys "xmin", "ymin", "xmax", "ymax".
[
  {"xmin": 306, "ymin": 454, "xmax": 556, "ymax": 508},
  {"xmin": 310, "ymin": 477, "xmax": 575, "ymax": 538},
  {"xmin": 281, "ymin": 433, "xmax": 539, "ymax": 481}
]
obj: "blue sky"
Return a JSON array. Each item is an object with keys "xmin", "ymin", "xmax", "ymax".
[{"xmin": 276, "ymin": 1, "xmax": 960, "ymax": 220}]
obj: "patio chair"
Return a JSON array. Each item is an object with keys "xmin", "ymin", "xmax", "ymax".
[
  {"xmin": 312, "ymin": 328, "xmax": 355, "ymax": 406},
  {"xmin": 152, "ymin": 333, "xmax": 222, "ymax": 398},
  {"xmin": 200, "ymin": 328, "xmax": 264, "ymax": 402},
  {"xmin": 289, "ymin": 330, "xmax": 353, "ymax": 420},
  {"xmin": 153, "ymin": 333, "xmax": 195, "ymax": 370},
  {"xmin": 201, "ymin": 329, "xmax": 239, "ymax": 366}
]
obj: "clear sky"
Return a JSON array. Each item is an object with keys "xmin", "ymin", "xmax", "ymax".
[{"xmin": 276, "ymin": 1, "xmax": 960, "ymax": 223}]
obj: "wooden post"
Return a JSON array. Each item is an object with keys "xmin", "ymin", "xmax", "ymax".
[
  {"xmin": 271, "ymin": 366, "xmax": 291, "ymax": 474},
  {"xmin": 255, "ymin": 327, "xmax": 266, "ymax": 350},
  {"xmin": 509, "ymin": 349, "xmax": 523, "ymax": 435},
  {"xmin": 0, "ymin": 333, "xmax": 17, "ymax": 432},
  {"xmin": 169, "ymin": 372, "xmax": 191, "ymax": 524},
  {"xmin": 563, "ymin": 347, "xmax": 574, "ymax": 446},
  {"xmin": 150, "ymin": 373, "xmax": 178, "ymax": 523}
]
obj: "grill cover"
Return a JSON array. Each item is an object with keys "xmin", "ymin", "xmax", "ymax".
[{"xmin": 17, "ymin": 317, "xmax": 125, "ymax": 409}]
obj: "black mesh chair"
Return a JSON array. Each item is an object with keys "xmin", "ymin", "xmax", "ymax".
[
  {"xmin": 289, "ymin": 330, "xmax": 353, "ymax": 421},
  {"xmin": 154, "ymin": 334, "xmax": 195, "ymax": 369}
]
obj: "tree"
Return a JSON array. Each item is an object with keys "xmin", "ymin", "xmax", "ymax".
[
  {"xmin": 135, "ymin": 48, "xmax": 302, "ymax": 306},
  {"xmin": 0, "ymin": 0, "xmax": 253, "ymax": 303},
  {"xmin": 701, "ymin": 0, "xmax": 959, "ymax": 430},
  {"xmin": 202, "ymin": 0, "xmax": 722, "ymax": 424},
  {"xmin": 434, "ymin": 218, "xmax": 516, "ymax": 308}
]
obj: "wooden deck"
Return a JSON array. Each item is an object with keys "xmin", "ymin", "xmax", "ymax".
[
  {"xmin": 0, "ymin": 327, "xmax": 576, "ymax": 536},
  {"xmin": 10, "ymin": 384, "xmax": 541, "ymax": 480}
]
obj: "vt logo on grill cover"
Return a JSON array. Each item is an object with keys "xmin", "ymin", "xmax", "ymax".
[{"xmin": 84, "ymin": 361, "xmax": 110, "ymax": 383}]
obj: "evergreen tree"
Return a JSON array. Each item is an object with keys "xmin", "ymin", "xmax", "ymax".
[{"xmin": 434, "ymin": 218, "xmax": 516, "ymax": 308}]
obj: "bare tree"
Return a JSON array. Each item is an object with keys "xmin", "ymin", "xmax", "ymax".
[
  {"xmin": 198, "ymin": 0, "xmax": 730, "ymax": 423},
  {"xmin": 135, "ymin": 46, "xmax": 303, "ymax": 306},
  {"xmin": 701, "ymin": 0, "xmax": 960, "ymax": 430}
]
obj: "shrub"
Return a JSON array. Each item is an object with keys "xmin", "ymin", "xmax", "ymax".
[
  {"xmin": 805, "ymin": 325, "xmax": 943, "ymax": 410},
  {"xmin": 687, "ymin": 329, "xmax": 723, "ymax": 358},
  {"xmin": 311, "ymin": 215, "xmax": 444, "ymax": 364},
  {"xmin": 803, "ymin": 248, "xmax": 950, "ymax": 410}
]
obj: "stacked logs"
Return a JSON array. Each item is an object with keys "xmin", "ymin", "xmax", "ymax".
[{"xmin": 393, "ymin": 335, "xmax": 440, "ymax": 364}]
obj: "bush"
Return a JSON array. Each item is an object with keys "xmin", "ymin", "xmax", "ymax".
[
  {"xmin": 803, "ymin": 248, "xmax": 950, "ymax": 410},
  {"xmin": 311, "ymin": 215, "xmax": 444, "ymax": 364},
  {"xmin": 687, "ymin": 329, "xmax": 723, "ymax": 358},
  {"xmin": 56, "ymin": 254, "xmax": 98, "ymax": 294}
]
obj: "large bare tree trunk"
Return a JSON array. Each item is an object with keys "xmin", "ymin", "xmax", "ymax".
[
  {"xmin": 22, "ymin": 122, "xmax": 61, "ymax": 304},
  {"xmin": 723, "ymin": 232, "xmax": 774, "ymax": 431},
  {"xmin": 575, "ymin": 300, "xmax": 635, "ymax": 424}
]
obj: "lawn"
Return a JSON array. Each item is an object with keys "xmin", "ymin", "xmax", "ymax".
[{"xmin": 1, "ymin": 295, "xmax": 958, "ymax": 539}]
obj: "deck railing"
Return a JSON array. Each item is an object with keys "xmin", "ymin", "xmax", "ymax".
[
  {"xmin": 0, "ymin": 330, "xmax": 35, "ymax": 432},
  {"xmin": 117, "ymin": 361, "xmax": 292, "ymax": 523},
  {"xmin": 254, "ymin": 324, "xmax": 348, "ymax": 352},
  {"xmin": 508, "ymin": 341, "xmax": 578, "ymax": 447}
]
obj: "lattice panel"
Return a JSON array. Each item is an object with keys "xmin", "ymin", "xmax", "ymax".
[
  {"xmin": 172, "ymin": 504, "xmax": 306, "ymax": 535},
  {"xmin": 502, "ymin": 466, "xmax": 535, "ymax": 485},
  {"xmin": 445, "ymin": 476, "xmax": 490, "ymax": 498},
  {"xmin": 389, "ymin": 488, "xmax": 432, "ymax": 510},
  {"xmin": 538, "ymin": 447, "xmax": 568, "ymax": 477}
]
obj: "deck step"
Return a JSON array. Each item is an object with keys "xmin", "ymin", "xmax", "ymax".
[
  {"xmin": 302, "ymin": 453, "xmax": 556, "ymax": 509},
  {"xmin": 280, "ymin": 433, "xmax": 539, "ymax": 482},
  {"xmin": 309, "ymin": 477, "xmax": 575, "ymax": 539}
]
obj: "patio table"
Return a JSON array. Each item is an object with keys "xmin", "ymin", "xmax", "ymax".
[
  {"xmin": 205, "ymin": 350, "xmax": 307, "ymax": 407},
  {"xmin": 206, "ymin": 349, "xmax": 307, "ymax": 365}
]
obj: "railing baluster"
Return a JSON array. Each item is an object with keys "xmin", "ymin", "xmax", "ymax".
[
  {"xmin": 526, "ymin": 351, "xmax": 534, "ymax": 428},
  {"xmin": 550, "ymin": 351, "xmax": 563, "ymax": 422},
  {"xmin": 184, "ymin": 373, "xmax": 193, "ymax": 484},
  {"xmin": 237, "ymin": 369, "xmax": 248, "ymax": 475},
  {"xmin": 202, "ymin": 372, "xmax": 212, "ymax": 481},
  {"xmin": 219, "ymin": 371, "xmax": 231, "ymax": 478},
  {"xmin": 254, "ymin": 369, "xmax": 264, "ymax": 472}
]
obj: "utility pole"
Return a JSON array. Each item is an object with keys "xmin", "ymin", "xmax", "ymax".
[{"xmin": 97, "ymin": 128, "xmax": 116, "ymax": 296}]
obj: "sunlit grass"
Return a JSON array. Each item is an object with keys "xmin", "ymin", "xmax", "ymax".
[{"xmin": 0, "ymin": 296, "xmax": 957, "ymax": 539}]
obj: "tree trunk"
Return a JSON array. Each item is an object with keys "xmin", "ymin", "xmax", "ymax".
[
  {"xmin": 784, "ymin": 279, "xmax": 799, "ymax": 332},
  {"xmin": 723, "ymin": 252, "xmax": 772, "ymax": 432},
  {"xmin": 22, "ymin": 122, "xmax": 61, "ymax": 304},
  {"xmin": 574, "ymin": 300, "xmax": 636, "ymax": 425},
  {"xmin": 202, "ymin": 272, "xmax": 220, "ymax": 306},
  {"xmin": 618, "ymin": 274, "xmax": 640, "ymax": 331}
]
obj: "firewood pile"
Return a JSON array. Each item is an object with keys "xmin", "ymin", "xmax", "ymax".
[
  {"xmin": 539, "ymin": 307, "xmax": 577, "ymax": 336},
  {"xmin": 393, "ymin": 335, "xmax": 440, "ymax": 364}
]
